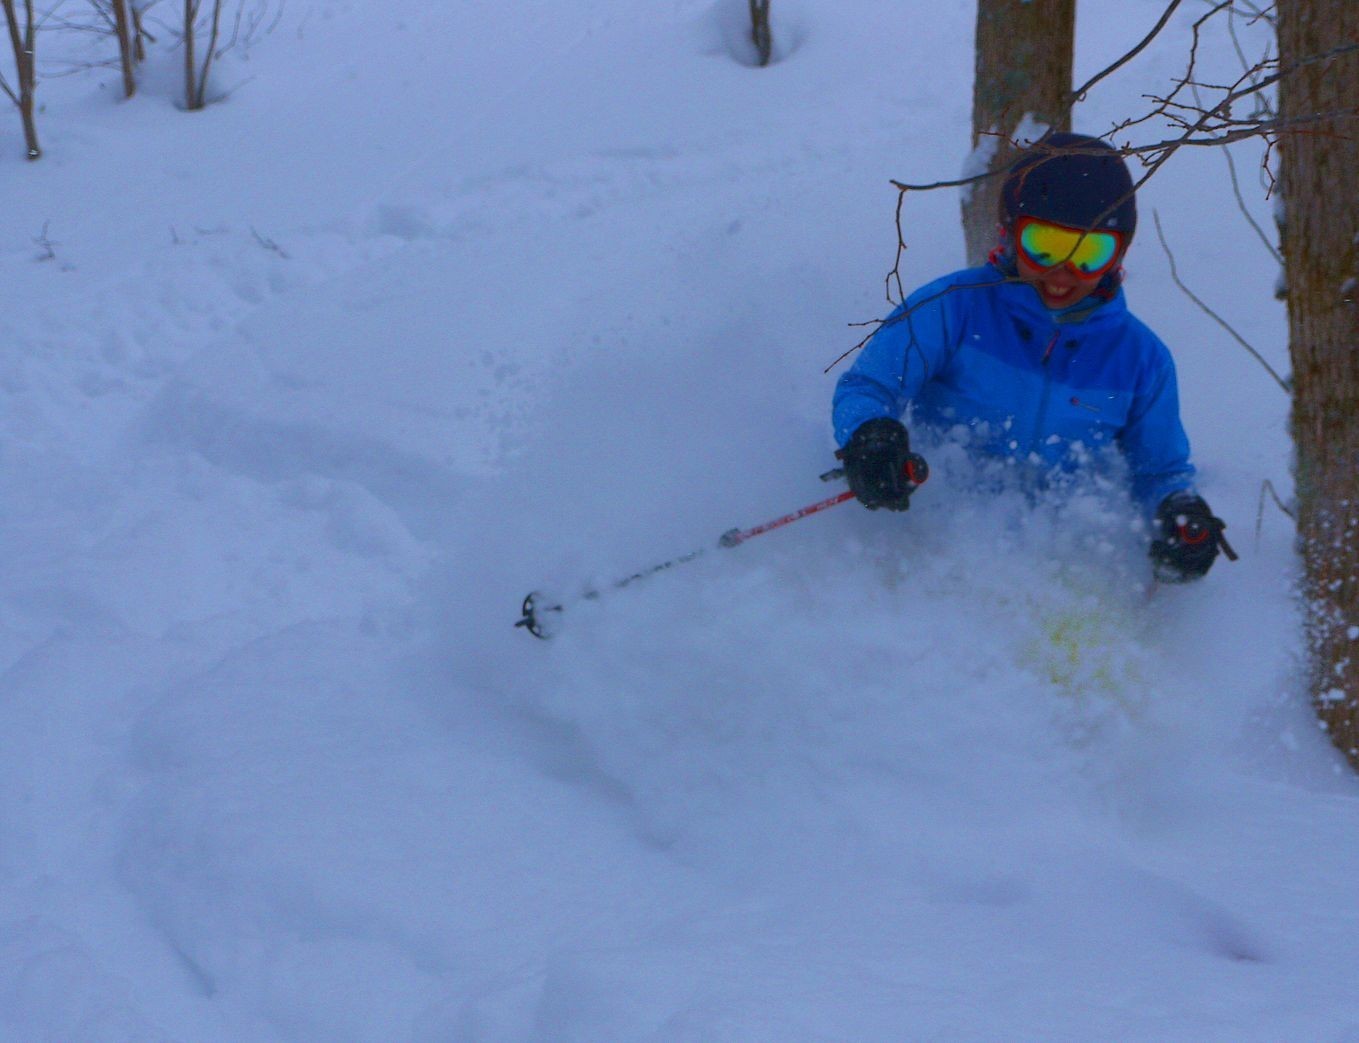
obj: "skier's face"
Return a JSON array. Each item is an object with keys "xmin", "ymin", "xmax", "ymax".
[
  {"xmin": 1011, "ymin": 218, "xmax": 1126, "ymax": 310},
  {"xmin": 1015, "ymin": 249, "xmax": 1108, "ymax": 310}
]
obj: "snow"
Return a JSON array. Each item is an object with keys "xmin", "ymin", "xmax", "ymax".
[
  {"xmin": 960, "ymin": 133, "xmax": 1000, "ymax": 205},
  {"xmin": 4, "ymin": 1, "xmax": 1358, "ymax": 1039}
]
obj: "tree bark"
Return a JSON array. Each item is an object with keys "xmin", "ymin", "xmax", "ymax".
[
  {"xmin": 963, "ymin": 0, "xmax": 1075, "ymax": 266},
  {"xmin": 112, "ymin": 0, "xmax": 136, "ymax": 98},
  {"xmin": 1277, "ymin": 0, "xmax": 1359, "ymax": 766}
]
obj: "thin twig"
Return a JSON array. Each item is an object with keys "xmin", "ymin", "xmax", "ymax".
[
  {"xmin": 886, "ymin": 188, "xmax": 906, "ymax": 306},
  {"xmin": 196, "ymin": 0, "xmax": 223, "ymax": 102},
  {"xmin": 250, "ymin": 225, "xmax": 289, "ymax": 258},
  {"xmin": 1225, "ymin": 1, "xmax": 1275, "ymax": 115},
  {"xmin": 1069, "ymin": 0, "xmax": 1188, "ymax": 103},
  {"xmin": 825, "ymin": 274, "xmax": 1015, "ymax": 374},
  {"xmin": 1152, "ymin": 210, "xmax": 1289, "ymax": 392},
  {"xmin": 1256, "ymin": 478, "xmax": 1295, "ymax": 544},
  {"xmin": 32, "ymin": 220, "xmax": 56, "ymax": 261},
  {"xmin": 889, "ymin": 103, "xmax": 1357, "ymax": 196},
  {"xmin": 1223, "ymin": 143, "xmax": 1283, "ymax": 265},
  {"xmin": 1186, "ymin": 68, "xmax": 1283, "ymax": 267}
]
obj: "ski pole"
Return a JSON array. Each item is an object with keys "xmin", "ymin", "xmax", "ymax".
[{"xmin": 514, "ymin": 457, "xmax": 928, "ymax": 638}]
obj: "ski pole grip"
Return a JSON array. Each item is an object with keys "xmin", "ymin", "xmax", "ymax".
[
  {"xmin": 903, "ymin": 453, "xmax": 929, "ymax": 486},
  {"xmin": 822, "ymin": 456, "xmax": 928, "ymax": 486}
]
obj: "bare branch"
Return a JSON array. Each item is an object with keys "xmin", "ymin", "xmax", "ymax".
[
  {"xmin": 218, "ymin": 0, "xmax": 276, "ymax": 54},
  {"xmin": 888, "ymin": 104, "xmax": 1354, "ymax": 199},
  {"xmin": 250, "ymin": 226, "xmax": 289, "ymax": 258},
  {"xmin": 1068, "ymin": 0, "xmax": 1189, "ymax": 103},
  {"xmin": 1152, "ymin": 209, "xmax": 1289, "ymax": 393},
  {"xmin": 1225, "ymin": 2, "xmax": 1276, "ymax": 115},
  {"xmin": 1222, "ymin": 142, "xmax": 1283, "ymax": 265},
  {"xmin": 31, "ymin": 219, "xmax": 56, "ymax": 260},
  {"xmin": 886, "ymin": 188, "xmax": 906, "ymax": 306},
  {"xmin": 195, "ymin": 0, "xmax": 222, "ymax": 103},
  {"xmin": 1256, "ymin": 478, "xmax": 1295, "ymax": 545},
  {"xmin": 825, "ymin": 272, "xmax": 1016, "ymax": 374}
]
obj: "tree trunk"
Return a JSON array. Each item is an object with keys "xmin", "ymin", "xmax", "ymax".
[
  {"xmin": 749, "ymin": 0, "xmax": 771, "ymax": 67},
  {"xmin": 184, "ymin": 0, "xmax": 198, "ymax": 109},
  {"xmin": 184, "ymin": 0, "xmax": 225, "ymax": 111},
  {"xmin": 17, "ymin": 0, "xmax": 36, "ymax": 158},
  {"xmin": 963, "ymin": 0, "xmax": 1075, "ymax": 266},
  {"xmin": 1, "ymin": 0, "xmax": 39, "ymax": 158},
  {"xmin": 1277, "ymin": 0, "xmax": 1359, "ymax": 767},
  {"xmin": 112, "ymin": 0, "xmax": 136, "ymax": 98},
  {"xmin": 132, "ymin": 4, "xmax": 147, "ymax": 63}
]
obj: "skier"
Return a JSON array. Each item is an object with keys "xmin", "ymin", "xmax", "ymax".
[{"xmin": 831, "ymin": 132, "xmax": 1230, "ymax": 583}]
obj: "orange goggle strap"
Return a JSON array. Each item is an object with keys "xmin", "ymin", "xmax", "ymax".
[{"xmin": 1016, "ymin": 218, "xmax": 1123, "ymax": 279}]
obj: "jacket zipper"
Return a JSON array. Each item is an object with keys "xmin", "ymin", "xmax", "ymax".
[{"xmin": 1030, "ymin": 329, "xmax": 1060, "ymax": 454}]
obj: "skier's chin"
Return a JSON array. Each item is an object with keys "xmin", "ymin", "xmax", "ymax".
[
  {"xmin": 1015, "ymin": 257, "xmax": 1099, "ymax": 311},
  {"xmin": 1034, "ymin": 280, "xmax": 1095, "ymax": 310},
  {"xmin": 1041, "ymin": 285, "xmax": 1076, "ymax": 308}
]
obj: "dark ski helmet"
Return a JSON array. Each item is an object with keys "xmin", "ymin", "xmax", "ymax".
[{"xmin": 999, "ymin": 132, "xmax": 1137, "ymax": 242}]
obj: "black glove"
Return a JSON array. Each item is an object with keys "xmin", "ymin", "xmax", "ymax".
[
  {"xmin": 1149, "ymin": 491, "xmax": 1231, "ymax": 582},
  {"xmin": 837, "ymin": 417, "xmax": 929, "ymax": 511}
]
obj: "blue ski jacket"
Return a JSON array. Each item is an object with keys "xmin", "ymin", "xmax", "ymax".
[{"xmin": 832, "ymin": 264, "xmax": 1196, "ymax": 513}]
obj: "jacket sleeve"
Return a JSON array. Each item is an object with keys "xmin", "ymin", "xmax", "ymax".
[
  {"xmin": 832, "ymin": 280, "xmax": 959, "ymax": 447},
  {"xmin": 1118, "ymin": 345, "xmax": 1196, "ymax": 514}
]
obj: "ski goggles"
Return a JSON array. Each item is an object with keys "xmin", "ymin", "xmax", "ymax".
[{"xmin": 1015, "ymin": 217, "xmax": 1124, "ymax": 280}]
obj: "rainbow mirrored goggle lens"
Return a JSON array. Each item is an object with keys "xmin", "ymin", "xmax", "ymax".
[{"xmin": 1016, "ymin": 218, "xmax": 1123, "ymax": 280}]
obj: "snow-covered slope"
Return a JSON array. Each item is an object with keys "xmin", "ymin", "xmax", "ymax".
[{"xmin": 4, "ymin": 1, "xmax": 1357, "ymax": 1039}]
